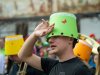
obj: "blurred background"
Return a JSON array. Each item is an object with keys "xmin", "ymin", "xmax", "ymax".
[{"xmin": 0, "ymin": 0, "xmax": 100, "ymax": 38}]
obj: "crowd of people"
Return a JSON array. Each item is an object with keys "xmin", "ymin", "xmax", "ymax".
[{"xmin": 0, "ymin": 12, "xmax": 100, "ymax": 75}]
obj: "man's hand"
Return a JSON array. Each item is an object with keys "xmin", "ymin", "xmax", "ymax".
[{"xmin": 34, "ymin": 19, "xmax": 54, "ymax": 37}]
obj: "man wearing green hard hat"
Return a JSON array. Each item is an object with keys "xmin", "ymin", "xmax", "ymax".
[{"xmin": 18, "ymin": 12, "xmax": 92, "ymax": 75}]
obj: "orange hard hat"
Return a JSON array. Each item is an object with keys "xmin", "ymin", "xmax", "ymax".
[{"xmin": 74, "ymin": 40, "xmax": 92, "ymax": 62}]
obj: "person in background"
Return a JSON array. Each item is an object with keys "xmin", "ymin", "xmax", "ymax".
[
  {"xmin": 39, "ymin": 42, "xmax": 49, "ymax": 58},
  {"xmin": 5, "ymin": 35, "xmax": 45, "ymax": 75},
  {"xmin": 73, "ymin": 35, "xmax": 100, "ymax": 75},
  {"xmin": 18, "ymin": 12, "xmax": 92, "ymax": 75},
  {"xmin": 0, "ymin": 38, "xmax": 5, "ymax": 75},
  {"xmin": 8, "ymin": 48, "xmax": 46, "ymax": 75},
  {"xmin": 95, "ymin": 46, "xmax": 100, "ymax": 75},
  {"xmin": 73, "ymin": 39, "xmax": 92, "ymax": 68},
  {"xmin": 89, "ymin": 53, "xmax": 96, "ymax": 75},
  {"xmin": 6, "ymin": 57, "xmax": 14, "ymax": 75}
]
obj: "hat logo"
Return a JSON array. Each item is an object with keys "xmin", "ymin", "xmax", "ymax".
[{"xmin": 62, "ymin": 19, "xmax": 67, "ymax": 24}]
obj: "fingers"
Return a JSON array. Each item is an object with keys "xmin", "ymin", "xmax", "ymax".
[
  {"xmin": 42, "ymin": 19, "xmax": 49, "ymax": 26},
  {"xmin": 41, "ymin": 19, "xmax": 45, "ymax": 23},
  {"xmin": 50, "ymin": 23, "xmax": 55, "ymax": 27},
  {"xmin": 51, "ymin": 23, "xmax": 55, "ymax": 26},
  {"xmin": 47, "ymin": 24, "xmax": 54, "ymax": 33},
  {"xmin": 42, "ymin": 19, "xmax": 55, "ymax": 28},
  {"xmin": 41, "ymin": 24, "xmax": 54, "ymax": 36}
]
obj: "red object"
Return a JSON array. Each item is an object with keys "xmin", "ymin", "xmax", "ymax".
[{"xmin": 89, "ymin": 34, "xmax": 95, "ymax": 38}]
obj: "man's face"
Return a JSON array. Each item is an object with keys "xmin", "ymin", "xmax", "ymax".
[{"xmin": 48, "ymin": 36, "xmax": 71, "ymax": 55}]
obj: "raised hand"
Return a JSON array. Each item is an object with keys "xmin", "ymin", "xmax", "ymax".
[{"xmin": 34, "ymin": 19, "xmax": 54, "ymax": 37}]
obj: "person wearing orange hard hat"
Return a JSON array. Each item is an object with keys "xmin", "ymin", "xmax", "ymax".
[
  {"xmin": 74, "ymin": 34, "xmax": 100, "ymax": 62},
  {"xmin": 73, "ymin": 34, "xmax": 100, "ymax": 75}
]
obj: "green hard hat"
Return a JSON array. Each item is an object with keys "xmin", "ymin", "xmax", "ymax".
[{"xmin": 46, "ymin": 12, "xmax": 79, "ymax": 39}]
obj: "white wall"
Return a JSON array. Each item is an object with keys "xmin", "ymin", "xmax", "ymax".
[{"xmin": 80, "ymin": 17, "xmax": 100, "ymax": 39}]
